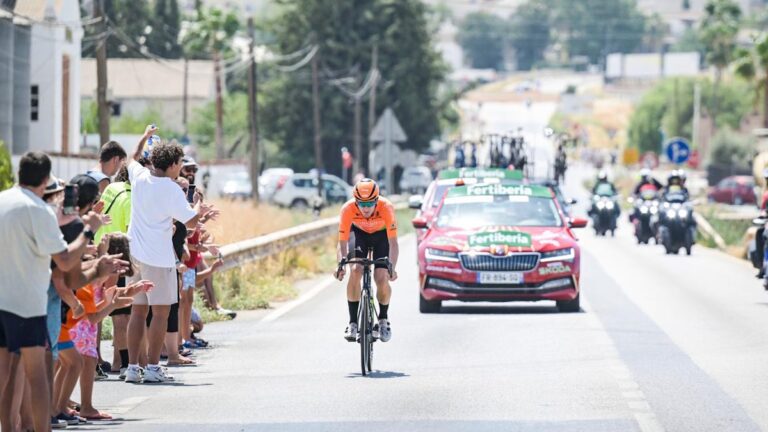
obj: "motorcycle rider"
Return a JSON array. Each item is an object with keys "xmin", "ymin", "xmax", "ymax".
[
  {"xmin": 633, "ymin": 168, "xmax": 663, "ymax": 196},
  {"xmin": 554, "ymin": 143, "xmax": 567, "ymax": 184},
  {"xmin": 592, "ymin": 170, "xmax": 617, "ymax": 196},
  {"xmin": 661, "ymin": 170, "xmax": 689, "ymax": 201}
]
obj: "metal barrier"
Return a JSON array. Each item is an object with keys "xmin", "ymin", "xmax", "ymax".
[{"xmin": 204, "ymin": 202, "xmax": 409, "ymax": 271}]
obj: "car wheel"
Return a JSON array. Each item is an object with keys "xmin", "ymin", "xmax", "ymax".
[
  {"xmin": 290, "ymin": 199, "xmax": 309, "ymax": 210},
  {"xmin": 419, "ymin": 293, "xmax": 441, "ymax": 313},
  {"xmin": 556, "ymin": 293, "xmax": 580, "ymax": 313}
]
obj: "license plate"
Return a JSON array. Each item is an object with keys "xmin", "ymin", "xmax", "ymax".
[{"xmin": 478, "ymin": 272, "xmax": 523, "ymax": 284}]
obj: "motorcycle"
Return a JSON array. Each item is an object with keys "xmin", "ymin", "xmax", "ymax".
[
  {"xmin": 590, "ymin": 194, "xmax": 618, "ymax": 237},
  {"xmin": 657, "ymin": 192, "xmax": 695, "ymax": 255},
  {"xmin": 628, "ymin": 190, "xmax": 659, "ymax": 244}
]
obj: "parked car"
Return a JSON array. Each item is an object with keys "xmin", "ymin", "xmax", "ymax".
[
  {"xmin": 220, "ymin": 171, "xmax": 252, "ymax": 200},
  {"xmin": 707, "ymin": 175, "xmax": 756, "ymax": 205},
  {"xmin": 259, "ymin": 168, "xmax": 294, "ymax": 202},
  {"xmin": 271, "ymin": 173, "xmax": 352, "ymax": 209},
  {"xmin": 399, "ymin": 166, "xmax": 433, "ymax": 194}
]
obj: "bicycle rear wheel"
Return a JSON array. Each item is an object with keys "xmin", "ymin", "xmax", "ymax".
[{"xmin": 360, "ymin": 291, "xmax": 369, "ymax": 376}]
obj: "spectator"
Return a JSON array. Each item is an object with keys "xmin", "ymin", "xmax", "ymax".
[
  {"xmin": 0, "ymin": 152, "xmax": 104, "ymax": 432},
  {"xmin": 124, "ymin": 126, "xmax": 212, "ymax": 384},
  {"xmin": 88, "ymin": 141, "xmax": 128, "ymax": 193},
  {"xmin": 95, "ymin": 165, "xmax": 133, "ymax": 375}
]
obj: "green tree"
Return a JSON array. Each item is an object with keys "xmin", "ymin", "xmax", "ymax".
[
  {"xmin": 700, "ymin": 0, "xmax": 742, "ymax": 128},
  {"xmin": 180, "ymin": 7, "xmax": 240, "ymax": 60},
  {"xmin": 550, "ymin": 0, "xmax": 646, "ymax": 65},
  {"xmin": 261, "ymin": 0, "xmax": 447, "ymax": 175},
  {"xmin": 670, "ymin": 28, "xmax": 705, "ymax": 55},
  {"xmin": 734, "ymin": 33, "xmax": 768, "ymax": 127},
  {"xmin": 508, "ymin": 1, "xmax": 550, "ymax": 70},
  {"xmin": 641, "ymin": 13, "xmax": 669, "ymax": 52},
  {"xmin": 147, "ymin": 0, "xmax": 183, "ymax": 58},
  {"xmin": 0, "ymin": 141, "xmax": 13, "ymax": 192},
  {"xmin": 709, "ymin": 127, "xmax": 754, "ymax": 169},
  {"xmin": 82, "ymin": 0, "xmax": 153, "ymax": 58},
  {"xmin": 189, "ymin": 92, "xmax": 249, "ymax": 159},
  {"xmin": 457, "ymin": 12, "xmax": 507, "ymax": 70}
]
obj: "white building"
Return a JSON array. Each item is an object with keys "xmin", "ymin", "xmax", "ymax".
[
  {"xmin": 80, "ymin": 58, "xmax": 215, "ymax": 135},
  {"xmin": 20, "ymin": 0, "xmax": 82, "ymax": 154}
]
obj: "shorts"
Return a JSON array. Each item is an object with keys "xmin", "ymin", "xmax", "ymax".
[
  {"xmin": 0, "ymin": 310, "xmax": 49, "ymax": 354},
  {"xmin": 46, "ymin": 283, "xmax": 62, "ymax": 360},
  {"xmin": 128, "ymin": 259, "xmax": 178, "ymax": 306},
  {"xmin": 69, "ymin": 319, "xmax": 98, "ymax": 359},
  {"xmin": 350, "ymin": 226, "xmax": 390, "ymax": 269},
  {"xmin": 182, "ymin": 269, "xmax": 196, "ymax": 291},
  {"xmin": 110, "ymin": 277, "xmax": 132, "ymax": 316},
  {"xmin": 146, "ymin": 302, "xmax": 180, "ymax": 333}
]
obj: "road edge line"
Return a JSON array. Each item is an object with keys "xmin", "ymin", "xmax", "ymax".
[{"xmin": 261, "ymin": 277, "xmax": 336, "ymax": 323}]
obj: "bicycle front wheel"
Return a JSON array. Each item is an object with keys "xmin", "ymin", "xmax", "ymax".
[
  {"xmin": 366, "ymin": 301, "xmax": 374, "ymax": 373},
  {"xmin": 360, "ymin": 291, "xmax": 369, "ymax": 376}
]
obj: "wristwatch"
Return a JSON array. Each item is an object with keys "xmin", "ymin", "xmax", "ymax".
[{"xmin": 83, "ymin": 229, "xmax": 95, "ymax": 240}]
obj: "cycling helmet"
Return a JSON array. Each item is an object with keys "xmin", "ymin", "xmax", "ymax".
[
  {"xmin": 639, "ymin": 168, "xmax": 651, "ymax": 181},
  {"xmin": 597, "ymin": 170, "xmax": 608, "ymax": 181},
  {"xmin": 353, "ymin": 178, "xmax": 380, "ymax": 202}
]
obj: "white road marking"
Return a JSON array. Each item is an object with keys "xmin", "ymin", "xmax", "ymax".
[{"xmin": 108, "ymin": 396, "xmax": 150, "ymax": 415}]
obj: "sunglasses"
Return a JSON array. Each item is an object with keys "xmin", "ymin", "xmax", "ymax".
[
  {"xmin": 183, "ymin": 167, "xmax": 198, "ymax": 173},
  {"xmin": 356, "ymin": 199, "xmax": 377, "ymax": 209}
]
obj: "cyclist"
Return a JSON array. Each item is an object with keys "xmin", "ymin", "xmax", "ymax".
[{"xmin": 334, "ymin": 179, "xmax": 399, "ymax": 343}]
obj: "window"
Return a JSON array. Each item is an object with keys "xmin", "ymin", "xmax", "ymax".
[
  {"xmin": 111, "ymin": 102, "xmax": 122, "ymax": 117},
  {"xmin": 30, "ymin": 85, "xmax": 38, "ymax": 121}
]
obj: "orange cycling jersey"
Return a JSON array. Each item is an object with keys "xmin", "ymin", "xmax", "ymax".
[{"xmin": 339, "ymin": 197, "xmax": 398, "ymax": 241}]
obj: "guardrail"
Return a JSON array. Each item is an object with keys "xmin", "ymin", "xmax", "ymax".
[{"xmin": 206, "ymin": 202, "xmax": 410, "ymax": 271}]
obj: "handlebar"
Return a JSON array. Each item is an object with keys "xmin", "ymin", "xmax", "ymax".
[{"xmin": 336, "ymin": 257, "xmax": 393, "ymax": 277}]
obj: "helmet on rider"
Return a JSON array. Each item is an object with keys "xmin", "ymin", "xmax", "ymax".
[
  {"xmin": 597, "ymin": 170, "xmax": 609, "ymax": 182},
  {"xmin": 678, "ymin": 169, "xmax": 687, "ymax": 185},
  {"xmin": 639, "ymin": 168, "xmax": 651, "ymax": 182},
  {"xmin": 353, "ymin": 178, "xmax": 380, "ymax": 203}
]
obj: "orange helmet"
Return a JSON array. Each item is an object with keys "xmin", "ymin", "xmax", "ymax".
[{"xmin": 353, "ymin": 178, "xmax": 380, "ymax": 202}]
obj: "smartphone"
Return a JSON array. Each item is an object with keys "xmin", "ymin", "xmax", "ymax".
[
  {"xmin": 63, "ymin": 185, "xmax": 78, "ymax": 215},
  {"xmin": 187, "ymin": 184, "xmax": 196, "ymax": 203}
]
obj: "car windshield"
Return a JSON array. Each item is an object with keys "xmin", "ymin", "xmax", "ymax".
[{"xmin": 435, "ymin": 195, "xmax": 562, "ymax": 228}]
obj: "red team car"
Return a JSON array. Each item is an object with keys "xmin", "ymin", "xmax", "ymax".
[{"xmin": 413, "ymin": 182, "xmax": 587, "ymax": 313}]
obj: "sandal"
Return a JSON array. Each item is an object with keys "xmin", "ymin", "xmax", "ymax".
[{"xmin": 81, "ymin": 412, "xmax": 113, "ymax": 421}]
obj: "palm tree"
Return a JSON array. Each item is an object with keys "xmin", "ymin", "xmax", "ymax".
[
  {"xmin": 734, "ymin": 34, "xmax": 768, "ymax": 127},
  {"xmin": 181, "ymin": 8, "xmax": 239, "ymax": 159},
  {"xmin": 700, "ymin": 0, "xmax": 742, "ymax": 129}
]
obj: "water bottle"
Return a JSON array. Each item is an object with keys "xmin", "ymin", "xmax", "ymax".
[{"xmin": 143, "ymin": 135, "xmax": 161, "ymax": 158}]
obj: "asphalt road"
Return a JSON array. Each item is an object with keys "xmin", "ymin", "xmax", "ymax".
[{"xmin": 89, "ymin": 164, "xmax": 768, "ymax": 431}]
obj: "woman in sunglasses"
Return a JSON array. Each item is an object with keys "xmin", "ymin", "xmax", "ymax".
[{"xmin": 335, "ymin": 179, "xmax": 399, "ymax": 343}]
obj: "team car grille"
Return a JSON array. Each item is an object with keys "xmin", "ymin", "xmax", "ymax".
[{"xmin": 459, "ymin": 253, "xmax": 540, "ymax": 272}]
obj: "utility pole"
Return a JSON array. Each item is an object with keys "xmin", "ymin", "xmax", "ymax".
[
  {"xmin": 182, "ymin": 57, "xmax": 189, "ymax": 136},
  {"xmin": 94, "ymin": 0, "xmax": 109, "ymax": 147},
  {"xmin": 213, "ymin": 50, "xmax": 225, "ymax": 160},
  {"xmin": 693, "ymin": 82, "xmax": 702, "ymax": 161},
  {"xmin": 353, "ymin": 91, "xmax": 362, "ymax": 177},
  {"xmin": 366, "ymin": 43, "xmax": 378, "ymax": 176},
  {"xmin": 247, "ymin": 17, "xmax": 260, "ymax": 202},
  {"xmin": 311, "ymin": 49, "xmax": 323, "ymax": 204}
]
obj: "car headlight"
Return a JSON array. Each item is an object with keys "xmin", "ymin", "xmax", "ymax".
[
  {"xmin": 596, "ymin": 201, "xmax": 606, "ymax": 209},
  {"xmin": 677, "ymin": 209, "xmax": 689, "ymax": 218},
  {"xmin": 605, "ymin": 201, "xmax": 615, "ymax": 210},
  {"xmin": 540, "ymin": 248, "xmax": 575, "ymax": 262},
  {"xmin": 426, "ymin": 248, "xmax": 460, "ymax": 262},
  {"xmin": 666, "ymin": 209, "xmax": 677, "ymax": 219},
  {"xmin": 639, "ymin": 206, "xmax": 649, "ymax": 214}
]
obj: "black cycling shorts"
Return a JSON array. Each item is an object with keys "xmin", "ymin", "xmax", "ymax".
[
  {"xmin": 350, "ymin": 226, "xmax": 390, "ymax": 269},
  {"xmin": 0, "ymin": 311, "xmax": 49, "ymax": 353}
]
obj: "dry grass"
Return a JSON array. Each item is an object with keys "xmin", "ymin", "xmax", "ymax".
[{"xmin": 206, "ymin": 199, "xmax": 342, "ymax": 245}]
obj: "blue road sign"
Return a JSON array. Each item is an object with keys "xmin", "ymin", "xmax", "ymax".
[{"xmin": 665, "ymin": 138, "xmax": 691, "ymax": 165}]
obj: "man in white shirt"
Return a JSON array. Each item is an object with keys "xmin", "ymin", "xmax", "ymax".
[
  {"xmin": 0, "ymin": 152, "xmax": 105, "ymax": 432},
  {"xmin": 124, "ymin": 126, "xmax": 213, "ymax": 383}
]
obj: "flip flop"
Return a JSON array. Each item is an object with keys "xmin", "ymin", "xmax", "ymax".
[{"xmin": 82, "ymin": 412, "xmax": 113, "ymax": 421}]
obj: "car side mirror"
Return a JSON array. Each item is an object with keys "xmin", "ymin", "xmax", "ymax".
[
  {"xmin": 412, "ymin": 216, "xmax": 429, "ymax": 229},
  {"xmin": 408, "ymin": 195, "xmax": 423, "ymax": 210},
  {"xmin": 569, "ymin": 217, "xmax": 588, "ymax": 228}
]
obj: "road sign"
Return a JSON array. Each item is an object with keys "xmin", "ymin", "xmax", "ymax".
[
  {"xmin": 370, "ymin": 108, "xmax": 407, "ymax": 194},
  {"xmin": 641, "ymin": 151, "xmax": 659, "ymax": 169},
  {"xmin": 665, "ymin": 138, "xmax": 691, "ymax": 165}
]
